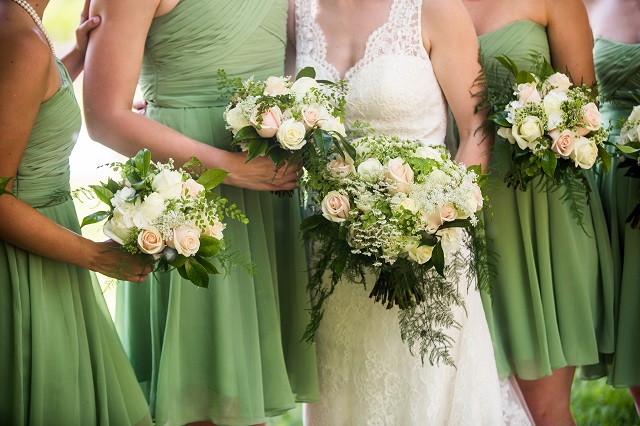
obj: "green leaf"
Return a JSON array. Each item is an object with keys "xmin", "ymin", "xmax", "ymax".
[
  {"xmin": 232, "ymin": 126, "xmax": 262, "ymax": 143},
  {"xmin": 104, "ymin": 177, "xmax": 121, "ymax": 194},
  {"xmin": 268, "ymin": 146, "xmax": 290, "ymax": 166},
  {"xmin": 437, "ymin": 219, "xmax": 472, "ymax": 231},
  {"xmin": 197, "ymin": 168, "xmax": 229, "ymax": 190},
  {"xmin": 598, "ymin": 145, "xmax": 612, "ymax": 174},
  {"xmin": 296, "ymin": 66, "xmax": 316, "ymax": 80},
  {"xmin": 168, "ymin": 254, "xmax": 188, "ymax": 269},
  {"xmin": 176, "ymin": 265, "xmax": 190, "ymax": 281},
  {"xmin": 246, "ymin": 138, "xmax": 270, "ymax": 162},
  {"xmin": 198, "ymin": 236, "xmax": 222, "ymax": 257},
  {"xmin": 185, "ymin": 259, "xmax": 210, "ymax": 288},
  {"xmin": 488, "ymin": 111, "xmax": 511, "ymax": 128},
  {"xmin": 516, "ymin": 70, "xmax": 536, "ymax": 85},
  {"xmin": 540, "ymin": 149, "xmax": 557, "ymax": 178},
  {"xmin": 420, "ymin": 232, "xmax": 438, "ymax": 246},
  {"xmin": 133, "ymin": 149, "xmax": 151, "ymax": 177},
  {"xmin": 313, "ymin": 129, "xmax": 334, "ymax": 153},
  {"xmin": 80, "ymin": 211, "xmax": 110, "ymax": 228},
  {"xmin": 90, "ymin": 185, "xmax": 115, "ymax": 206},
  {"xmin": 301, "ymin": 214, "xmax": 327, "ymax": 231},
  {"xmin": 333, "ymin": 251, "xmax": 347, "ymax": 277},
  {"xmin": 342, "ymin": 139, "xmax": 357, "ymax": 162},
  {"xmin": 617, "ymin": 144, "xmax": 640, "ymax": 154},
  {"xmin": 0, "ymin": 177, "xmax": 14, "ymax": 197},
  {"xmin": 195, "ymin": 255, "xmax": 220, "ymax": 275},
  {"xmin": 495, "ymin": 55, "xmax": 519, "ymax": 78},
  {"xmin": 432, "ymin": 242, "xmax": 445, "ymax": 276}
]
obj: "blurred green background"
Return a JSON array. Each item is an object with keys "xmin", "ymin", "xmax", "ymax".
[{"xmin": 44, "ymin": 1, "xmax": 639, "ymax": 425}]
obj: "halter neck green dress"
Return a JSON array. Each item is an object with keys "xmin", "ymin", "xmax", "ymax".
[
  {"xmin": 477, "ymin": 20, "xmax": 615, "ymax": 380},
  {"xmin": 584, "ymin": 38, "xmax": 640, "ymax": 387},
  {"xmin": 113, "ymin": 1, "xmax": 318, "ymax": 424},
  {"xmin": 0, "ymin": 59, "xmax": 151, "ymax": 425}
]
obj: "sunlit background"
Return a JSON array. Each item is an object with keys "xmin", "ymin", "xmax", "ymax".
[{"xmin": 42, "ymin": 2, "xmax": 637, "ymax": 424}]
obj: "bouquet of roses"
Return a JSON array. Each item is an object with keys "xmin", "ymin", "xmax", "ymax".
[
  {"xmin": 80, "ymin": 149, "xmax": 248, "ymax": 287},
  {"xmin": 219, "ymin": 67, "xmax": 347, "ymax": 196},
  {"xmin": 301, "ymin": 132, "xmax": 486, "ymax": 365},
  {"xmin": 615, "ymin": 92, "xmax": 640, "ymax": 228},
  {"xmin": 488, "ymin": 55, "xmax": 610, "ymax": 227}
]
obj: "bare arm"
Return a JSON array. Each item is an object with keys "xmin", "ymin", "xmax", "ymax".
[
  {"xmin": 546, "ymin": 0, "xmax": 595, "ymax": 85},
  {"xmin": 0, "ymin": 36, "xmax": 150, "ymax": 282},
  {"xmin": 424, "ymin": 0, "xmax": 491, "ymax": 172},
  {"xmin": 84, "ymin": 0, "xmax": 300, "ymax": 191},
  {"xmin": 60, "ymin": 0, "xmax": 101, "ymax": 81}
]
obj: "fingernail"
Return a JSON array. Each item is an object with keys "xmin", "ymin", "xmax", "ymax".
[{"xmin": 92, "ymin": 16, "xmax": 100, "ymax": 22}]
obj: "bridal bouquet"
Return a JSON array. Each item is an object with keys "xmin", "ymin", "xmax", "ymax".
[
  {"xmin": 219, "ymin": 67, "xmax": 347, "ymax": 196},
  {"xmin": 488, "ymin": 55, "xmax": 610, "ymax": 227},
  {"xmin": 301, "ymin": 133, "xmax": 486, "ymax": 365},
  {"xmin": 80, "ymin": 149, "xmax": 248, "ymax": 287},
  {"xmin": 615, "ymin": 94, "xmax": 640, "ymax": 228}
]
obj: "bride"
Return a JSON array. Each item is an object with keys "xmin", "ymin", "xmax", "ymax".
[{"xmin": 288, "ymin": 0, "xmax": 532, "ymax": 424}]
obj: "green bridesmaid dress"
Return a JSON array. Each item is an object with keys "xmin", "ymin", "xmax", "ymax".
[
  {"xmin": 113, "ymin": 1, "xmax": 318, "ymax": 424},
  {"xmin": 477, "ymin": 20, "xmax": 615, "ymax": 380},
  {"xmin": 584, "ymin": 38, "xmax": 640, "ymax": 387},
  {"xmin": 0, "ymin": 59, "xmax": 151, "ymax": 425}
]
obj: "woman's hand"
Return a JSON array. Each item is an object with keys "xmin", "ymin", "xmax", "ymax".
[
  {"xmin": 61, "ymin": 0, "xmax": 101, "ymax": 81},
  {"xmin": 91, "ymin": 241, "xmax": 155, "ymax": 283},
  {"xmin": 220, "ymin": 151, "xmax": 303, "ymax": 191}
]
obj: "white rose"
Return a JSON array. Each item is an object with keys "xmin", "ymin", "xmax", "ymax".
[
  {"xmin": 137, "ymin": 226, "xmax": 166, "ymax": 255},
  {"xmin": 182, "ymin": 178, "xmax": 205, "ymax": 198},
  {"xmin": 413, "ymin": 145, "xmax": 443, "ymax": 161},
  {"xmin": 628, "ymin": 106, "xmax": 640, "ymax": 124},
  {"xmin": 408, "ymin": 245, "xmax": 434, "ymax": 265},
  {"xmin": 357, "ymin": 158, "xmax": 385, "ymax": 182},
  {"xmin": 437, "ymin": 228, "xmax": 463, "ymax": 258},
  {"xmin": 401, "ymin": 197, "xmax": 419, "ymax": 214},
  {"xmin": 111, "ymin": 186, "xmax": 136, "ymax": 208},
  {"xmin": 152, "ymin": 169, "xmax": 184, "ymax": 199},
  {"xmin": 291, "ymin": 76, "xmax": 319, "ymax": 100},
  {"xmin": 579, "ymin": 102, "xmax": 602, "ymax": 133},
  {"xmin": 497, "ymin": 126, "xmax": 516, "ymax": 144},
  {"xmin": 570, "ymin": 136, "xmax": 598, "ymax": 169},
  {"xmin": 516, "ymin": 82, "xmax": 542, "ymax": 105},
  {"xmin": 512, "ymin": 115, "xmax": 544, "ymax": 150},
  {"xmin": 318, "ymin": 115, "xmax": 347, "ymax": 138},
  {"xmin": 168, "ymin": 225, "xmax": 201, "ymax": 257},
  {"xmin": 326, "ymin": 155, "xmax": 355, "ymax": 179},
  {"xmin": 543, "ymin": 72, "xmax": 572, "ymax": 93},
  {"xmin": 132, "ymin": 208, "xmax": 152, "ymax": 229},
  {"xmin": 103, "ymin": 212, "xmax": 133, "ymax": 245},
  {"xmin": 263, "ymin": 76, "xmax": 290, "ymax": 96},
  {"xmin": 276, "ymin": 118, "xmax": 307, "ymax": 150},
  {"xmin": 505, "ymin": 100, "xmax": 523, "ymax": 124},
  {"xmin": 224, "ymin": 107, "xmax": 252, "ymax": 135},
  {"xmin": 140, "ymin": 192, "xmax": 166, "ymax": 221},
  {"xmin": 636, "ymin": 123, "xmax": 640, "ymax": 142},
  {"xmin": 543, "ymin": 91, "xmax": 568, "ymax": 130},
  {"xmin": 386, "ymin": 158, "xmax": 414, "ymax": 194},
  {"xmin": 321, "ymin": 191, "xmax": 350, "ymax": 222}
]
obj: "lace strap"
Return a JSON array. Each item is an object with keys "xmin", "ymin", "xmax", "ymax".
[{"xmin": 370, "ymin": 0, "xmax": 427, "ymax": 59}]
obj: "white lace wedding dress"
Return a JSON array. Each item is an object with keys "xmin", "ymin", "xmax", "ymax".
[{"xmin": 295, "ymin": 0, "xmax": 533, "ymax": 424}]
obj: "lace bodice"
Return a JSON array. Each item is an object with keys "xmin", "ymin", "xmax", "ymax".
[{"xmin": 295, "ymin": 0, "xmax": 447, "ymax": 145}]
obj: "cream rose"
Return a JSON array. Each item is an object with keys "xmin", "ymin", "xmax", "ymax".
[
  {"xmin": 543, "ymin": 72, "xmax": 572, "ymax": 93},
  {"xmin": 111, "ymin": 186, "xmax": 136, "ymax": 208},
  {"xmin": 168, "ymin": 225, "xmax": 201, "ymax": 257},
  {"xmin": 319, "ymin": 115, "xmax": 347, "ymax": 137},
  {"xmin": 301, "ymin": 105, "xmax": 321, "ymax": 129},
  {"xmin": 263, "ymin": 76, "xmax": 289, "ymax": 96},
  {"xmin": 182, "ymin": 178, "xmax": 205, "ymax": 198},
  {"xmin": 291, "ymin": 77, "xmax": 319, "ymax": 99},
  {"xmin": 103, "ymin": 212, "xmax": 133, "ymax": 245},
  {"xmin": 439, "ymin": 203, "xmax": 457, "ymax": 222},
  {"xmin": 326, "ymin": 155, "xmax": 355, "ymax": 179},
  {"xmin": 408, "ymin": 245, "xmax": 434, "ymax": 265},
  {"xmin": 422, "ymin": 210, "xmax": 443, "ymax": 234},
  {"xmin": 579, "ymin": 102, "xmax": 602, "ymax": 133},
  {"xmin": 413, "ymin": 145, "xmax": 442, "ymax": 160},
  {"xmin": 357, "ymin": 158, "xmax": 385, "ymax": 182},
  {"xmin": 251, "ymin": 106, "xmax": 283, "ymax": 138},
  {"xmin": 204, "ymin": 220, "xmax": 225, "ymax": 240},
  {"xmin": 471, "ymin": 183, "xmax": 484, "ymax": 211},
  {"xmin": 437, "ymin": 228, "xmax": 463, "ymax": 258},
  {"xmin": 140, "ymin": 192, "xmax": 165, "ymax": 221},
  {"xmin": 152, "ymin": 169, "xmax": 184, "ymax": 200},
  {"xmin": 137, "ymin": 226, "xmax": 166, "ymax": 255},
  {"xmin": 224, "ymin": 107, "xmax": 252, "ymax": 135},
  {"xmin": 516, "ymin": 82, "xmax": 542, "ymax": 105},
  {"xmin": 497, "ymin": 126, "xmax": 516, "ymax": 144},
  {"xmin": 543, "ymin": 91, "xmax": 568, "ymax": 130},
  {"xmin": 570, "ymin": 136, "xmax": 598, "ymax": 169},
  {"xmin": 321, "ymin": 191, "xmax": 350, "ymax": 222},
  {"xmin": 276, "ymin": 118, "xmax": 307, "ymax": 150},
  {"xmin": 386, "ymin": 158, "xmax": 414, "ymax": 194},
  {"xmin": 512, "ymin": 115, "xmax": 544, "ymax": 150},
  {"xmin": 549, "ymin": 129, "xmax": 575, "ymax": 158}
]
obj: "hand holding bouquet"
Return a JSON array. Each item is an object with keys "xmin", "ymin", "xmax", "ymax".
[
  {"xmin": 80, "ymin": 149, "xmax": 248, "ymax": 287},
  {"xmin": 615, "ymin": 91, "xmax": 640, "ymax": 228},
  {"xmin": 301, "ymin": 132, "xmax": 486, "ymax": 365},
  {"xmin": 220, "ymin": 67, "xmax": 347, "ymax": 196}
]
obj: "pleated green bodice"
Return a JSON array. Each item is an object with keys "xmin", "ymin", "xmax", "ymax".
[
  {"xmin": 12, "ymin": 59, "xmax": 81, "ymax": 208},
  {"xmin": 140, "ymin": 0, "xmax": 286, "ymax": 109}
]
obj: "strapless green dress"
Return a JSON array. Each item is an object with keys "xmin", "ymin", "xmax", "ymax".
[
  {"xmin": 478, "ymin": 20, "xmax": 615, "ymax": 380},
  {"xmin": 0, "ymin": 60, "xmax": 151, "ymax": 425},
  {"xmin": 581, "ymin": 38, "xmax": 640, "ymax": 387},
  {"xmin": 113, "ymin": 1, "xmax": 318, "ymax": 424}
]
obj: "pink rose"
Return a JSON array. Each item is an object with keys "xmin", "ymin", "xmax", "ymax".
[
  {"xmin": 422, "ymin": 210, "xmax": 443, "ymax": 234},
  {"xmin": 472, "ymin": 183, "xmax": 484, "ymax": 211},
  {"xmin": 182, "ymin": 178, "xmax": 205, "ymax": 198},
  {"xmin": 321, "ymin": 191, "xmax": 350, "ymax": 222},
  {"xmin": 251, "ymin": 106, "xmax": 283, "ymax": 138},
  {"xmin": 204, "ymin": 220, "xmax": 225, "ymax": 240},
  {"xmin": 137, "ymin": 226, "xmax": 166, "ymax": 255},
  {"xmin": 516, "ymin": 83, "xmax": 542, "ymax": 105},
  {"xmin": 168, "ymin": 225, "xmax": 201, "ymax": 257},
  {"xmin": 326, "ymin": 155, "xmax": 355, "ymax": 179},
  {"xmin": 439, "ymin": 203, "xmax": 457, "ymax": 222},
  {"xmin": 386, "ymin": 158, "xmax": 414, "ymax": 194},
  {"xmin": 301, "ymin": 106, "xmax": 321, "ymax": 129},
  {"xmin": 549, "ymin": 129, "xmax": 575, "ymax": 158},
  {"xmin": 578, "ymin": 102, "xmax": 602, "ymax": 134}
]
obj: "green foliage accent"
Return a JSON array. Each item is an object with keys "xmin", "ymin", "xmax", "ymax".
[
  {"xmin": 80, "ymin": 211, "xmax": 110, "ymax": 228},
  {"xmin": 198, "ymin": 236, "xmax": 222, "ymax": 257},
  {"xmin": 0, "ymin": 177, "xmax": 14, "ymax": 197},
  {"xmin": 296, "ymin": 67, "xmax": 316, "ymax": 79},
  {"xmin": 247, "ymin": 138, "xmax": 270, "ymax": 162},
  {"xmin": 197, "ymin": 168, "xmax": 229, "ymax": 190},
  {"xmin": 469, "ymin": 216, "xmax": 496, "ymax": 297},
  {"xmin": 185, "ymin": 258, "xmax": 210, "ymax": 288},
  {"xmin": 90, "ymin": 184, "xmax": 115, "ymax": 207}
]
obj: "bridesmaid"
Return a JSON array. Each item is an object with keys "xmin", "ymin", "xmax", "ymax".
[
  {"xmin": 82, "ymin": 0, "xmax": 318, "ymax": 425},
  {"xmin": 0, "ymin": 0, "xmax": 152, "ymax": 424},
  {"xmin": 583, "ymin": 0, "xmax": 640, "ymax": 415},
  {"xmin": 461, "ymin": 0, "xmax": 615, "ymax": 424}
]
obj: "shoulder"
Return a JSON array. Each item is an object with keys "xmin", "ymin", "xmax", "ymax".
[
  {"xmin": 0, "ymin": 28, "xmax": 51, "ymax": 96},
  {"xmin": 544, "ymin": 0, "xmax": 589, "ymax": 20}
]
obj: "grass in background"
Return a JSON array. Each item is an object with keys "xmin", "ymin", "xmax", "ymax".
[{"xmin": 572, "ymin": 378, "xmax": 639, "ymax": 425}]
